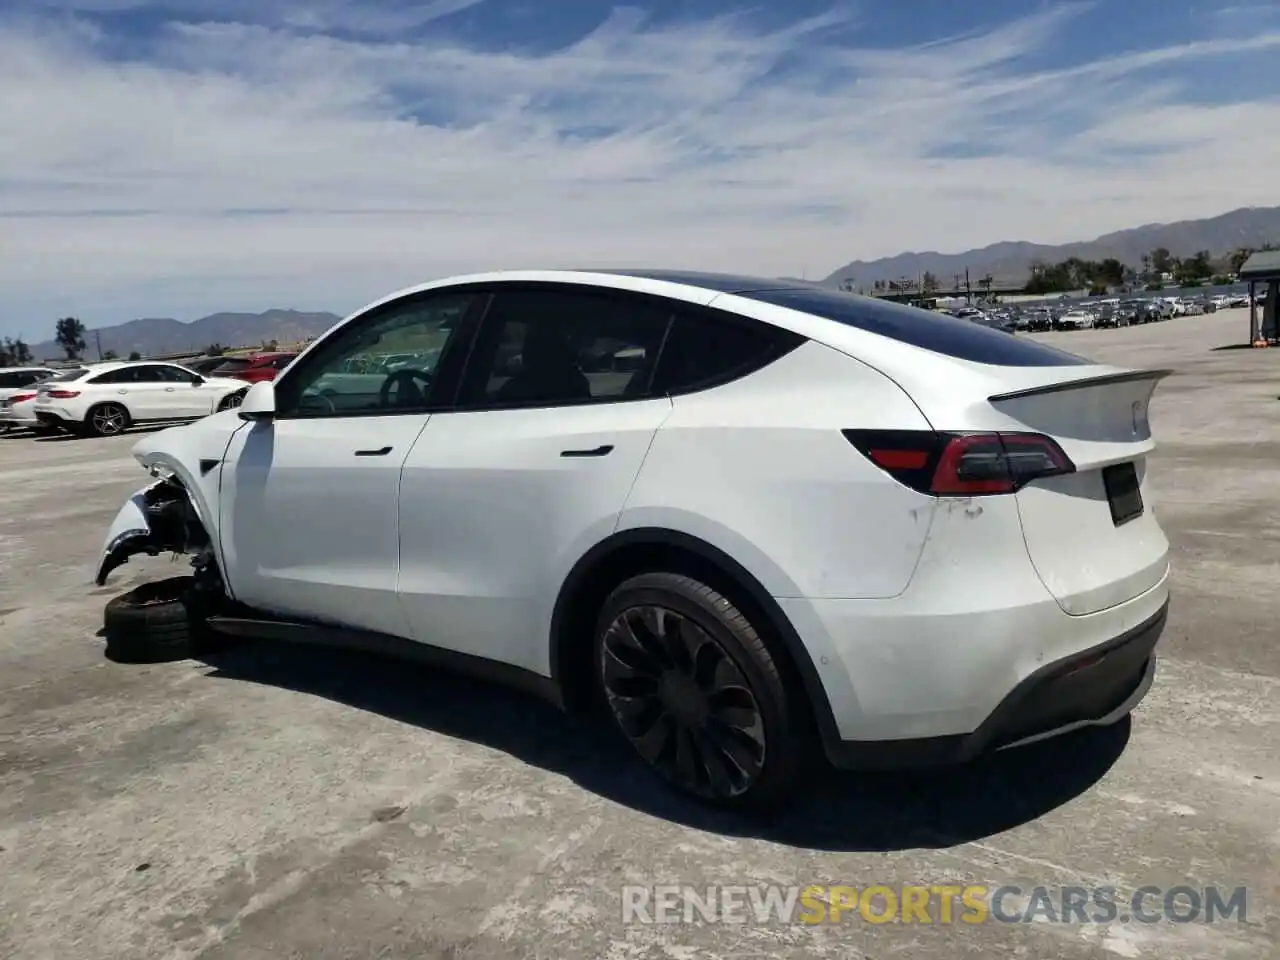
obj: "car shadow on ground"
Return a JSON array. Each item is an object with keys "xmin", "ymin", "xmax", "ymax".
[
  {"xmin": 31, "ymin": 424, "xmax": 171, "ymax": 442},
  {"xmin": 194, "ymin": 640, "xmax": 1130, "ymax": 852}
]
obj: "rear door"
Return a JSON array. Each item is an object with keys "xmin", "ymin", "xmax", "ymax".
[{"xmin": 396, "ymin": 285, "xmax": 674, "ymax": 673}]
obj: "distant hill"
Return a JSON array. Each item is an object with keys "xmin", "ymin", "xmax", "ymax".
[
  {"xmin": 822, "ymin": 205, "xmax": 1280, "ymax": 289},
  {"xmin": 32, "ymin": 309, "xmax": 343, "ymax": 362}
]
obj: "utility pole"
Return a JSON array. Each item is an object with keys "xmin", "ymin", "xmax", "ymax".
[
  {"xmin": 965, "ymin": 268, "xmax": 972, "ymax": 305},
  {"xmin": 94, "ymin": 329, "xmax": 103, "ymax": 361}
]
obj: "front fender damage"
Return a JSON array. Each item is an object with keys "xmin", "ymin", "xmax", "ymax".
[{"xmin": 96, "ymin": 475, "xmax": 211, "ymax": 585}]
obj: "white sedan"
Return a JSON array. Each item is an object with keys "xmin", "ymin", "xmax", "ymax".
[
  {"xmin": 94, "ymin": 270, "xmax": 1170, "ymax": 809},
  {"xmin": 1057, "ymin": 310, "xmax": 1095, "ymax": 330},
  {"xmin": 33, "ymin": 360, "xmax": 251, "ymax": 436}
]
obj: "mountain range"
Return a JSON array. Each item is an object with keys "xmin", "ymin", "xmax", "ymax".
[
  {"xmin": 32, "ymin": 309, "xmax": 342, "ymax": 362},
  {"xmin": 821, "ymin": 205, "xmax": 1280, "ymax": 289}
]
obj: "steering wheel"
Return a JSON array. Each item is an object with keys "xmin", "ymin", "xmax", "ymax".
[
  {"xmin": 298, "ymin": 390, "xmax": 336, "ymax": 414},
  {"xmin": 378, "ymin": 368, "xmax": 434, "ymax": 408}
]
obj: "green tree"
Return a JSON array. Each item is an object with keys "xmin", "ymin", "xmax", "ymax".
[
  {"xmin": 1097, "ymin": 258, "xmax": 1126, "ymax": 287},
  {"xmin": 1149, "ymin": 248, "xmax": 1175, "ymax": 275},
  {"xmin": 205, "ymin": 343, "xmax": 225, "ymax": 356},
  {"xmin": 0, "ymin": 337, "xmax": 33, "ymax": 366},
  {"xmin": 921, "ymin": 271, "xmax": 939, "ymax": 295},
  {"xmin": 127, "ymin": 350, "xmax": 142, "ymax": 361},
  {"xmin": 103, "ymin": 349, "xmax": 119, "ymax": 360},
  {"xmin": 1174, "ymin": 250, "xmax": 1213, "ymax": 285},
  {"xmin": 54, "ymin": 317, "xmax": 87, "ymax": 360},
  {"xmin": 1229, "ymin": 247, "xmax": 1255, "ymax": 274}
]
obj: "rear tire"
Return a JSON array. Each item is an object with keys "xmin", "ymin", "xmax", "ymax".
[
  {"xmin": 593, "ymin": 572, "xmax": 809, "ymax": 810},
  {"xmin": 103, "ymin": 576, "xmax": 219, "ymax": 663},
  {"xmin": 86, "ymin": 402, "xmax": 130, "ymax": 437}
]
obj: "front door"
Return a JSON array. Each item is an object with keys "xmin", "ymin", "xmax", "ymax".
[
  {"xmin": 153, "ymin": 363, "xmax": 215, "ymax": 417},
  {"xmin": 110, "ymin": 364, "xmax": 175, "ymax": 420},
  {"xmin": 218, "ymin": 289, "xmax": 480, "ymax": 638},
  {"xmin": 397, "ymin": 285, "xmax": 675, "ymax": 674}
]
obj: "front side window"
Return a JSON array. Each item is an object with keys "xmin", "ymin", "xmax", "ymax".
[
  {"xmin": 276, "ymin": 293, "xmax": 474, "ymax": 417},
  {"xmin": 459, "ymin": 288, "xmax": 673, "ymax": 408},
  {"xmin": 158, "ymin": 365, "xmax": 201, "ymax": 383}
]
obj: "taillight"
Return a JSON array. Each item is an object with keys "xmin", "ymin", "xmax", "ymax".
[
  {"xmin": 842, "ymin": 429, "xmax": 1074, "ymax": 496},
  {"xmin": 45, "ymin": 389, "xmax": 81, "ymax": 399},
  {"xmin": 9, "ymin": 392, "xmax": 36, "ymax": 403}
]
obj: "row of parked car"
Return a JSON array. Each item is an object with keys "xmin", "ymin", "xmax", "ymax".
[
  {"xmin": 0, "ymin": 351, "xmax": 297, "ymax": 437},
  {"xmin": 942, "ymin": 291, "xmax": 1252, "ymax": 333}
]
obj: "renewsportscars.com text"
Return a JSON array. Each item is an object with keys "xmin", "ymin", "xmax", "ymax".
[{"xmin": 621, "ymin": 884, "xmax": 1248, "ymax": 925}]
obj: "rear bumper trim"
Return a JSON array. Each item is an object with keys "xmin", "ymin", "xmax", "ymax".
[{"xmin": 827, "ymin": 599, "xmax": 1168, "ymax": 770}]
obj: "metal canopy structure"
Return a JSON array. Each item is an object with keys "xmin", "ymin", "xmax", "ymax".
[{"xmin": 1238, "ymin": 251, "xmax": 1280, "ymax": 344}]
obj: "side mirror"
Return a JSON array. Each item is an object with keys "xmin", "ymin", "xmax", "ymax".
[
  {"xmin": 191, "ymin": 375, "xmax": 205, "ymax": 385},
  {"xmin": 238, "ymin": 381, "xmax": 276, "ymax": 422}
]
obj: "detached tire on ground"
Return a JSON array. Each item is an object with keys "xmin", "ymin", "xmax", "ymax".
[
  {"xmin": 103, "ymin": 576, "xmax": 207, "ymax": 663},
  {"xmin": 593, "ymin": 572, "xmax": 810, "ymax": 810}
]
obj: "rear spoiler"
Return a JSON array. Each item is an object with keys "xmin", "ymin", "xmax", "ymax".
[{"xmin": 987, "ymin": 369, "xmax": 1173, "ymax": 403}]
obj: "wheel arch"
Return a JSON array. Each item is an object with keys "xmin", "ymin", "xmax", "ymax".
[
  {"xmin": 548, "ymin": 526, "xmax": 844, "ymax": 757},
  {"xmin": 85, "ymin": 398, "xmax": 133, "ymax": 427}
]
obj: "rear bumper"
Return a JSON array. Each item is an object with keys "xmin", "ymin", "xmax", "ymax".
[
  {"xmin": 824, "ymin": 601, "xmax": 1165, "ymax": 770},
  {"xmin": 35, "ymin": 409, "xmax": 75, "ymax": 425}
]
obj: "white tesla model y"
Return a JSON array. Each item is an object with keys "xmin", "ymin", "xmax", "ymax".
[{"xmin": 95, "ymin": 270, "xmax": 1170, "ymax": 808}]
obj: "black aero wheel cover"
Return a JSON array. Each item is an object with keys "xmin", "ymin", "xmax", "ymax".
[{"xmin": 600, "ymin": 601, "xmax": 768, "ymax": 800}]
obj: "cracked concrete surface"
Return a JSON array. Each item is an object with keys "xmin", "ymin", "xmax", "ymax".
[{"xmin": 1, "ymin": 308, "xmax": 1277, "ymax": 959}]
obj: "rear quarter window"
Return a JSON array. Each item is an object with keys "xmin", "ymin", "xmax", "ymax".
[
  {"xmin": 44, "ymin": 367, "xmax": 89, "ymax": 382},
  {"xmin": 742, "ymin": 288, "xmax": 1089, "ymax": 367}
]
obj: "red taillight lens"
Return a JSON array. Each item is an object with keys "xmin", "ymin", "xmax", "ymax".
[
  {"xmin": 9, "ymin": 392, "xmax": 37, "ymax": 403},
  {"xmin": 45, "ymin": 389, "xmax": 80, "ymax": 399},
  {"xmin": 843, "ymin": 429, "xmax": 1074, "ymax": 496}
]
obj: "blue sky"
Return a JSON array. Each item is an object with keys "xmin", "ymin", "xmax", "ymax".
[{"xmin": 2, "ymin": 0, "xmax": 1280, "ymax": 337}]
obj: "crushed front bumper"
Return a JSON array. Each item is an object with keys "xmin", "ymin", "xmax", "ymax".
[
  {"xmin": 96, "ymin": 482, "xmax": 165, "ymax": 585},
  {"xmin": 96, "ymin": 479, "xmax": 203, "ymax": 585}
]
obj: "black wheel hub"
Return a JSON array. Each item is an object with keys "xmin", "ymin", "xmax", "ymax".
[{"xmin": 600, "ymin": 605, "xmax": 766, "ymax": 800}]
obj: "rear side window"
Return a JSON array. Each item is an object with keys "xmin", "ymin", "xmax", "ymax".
[
  {"xmin": 0, "ymin": 373, "xmax": 18, "ymax": 388},
  {"xmin": 742, "ymin": 288, "xmax": 1089, "ymax": 367},
  {"xmin": 652, "ymin": 311, "xmax": 803, "ymax": 394},
  {"xmin": 44, "ymin": 367, "xmax": 88, "ymax": 383}
]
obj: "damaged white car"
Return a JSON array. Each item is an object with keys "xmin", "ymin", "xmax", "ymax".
[{"xmin": 96, "ymin": 269, "xmax": 1171, "ymax": 809}]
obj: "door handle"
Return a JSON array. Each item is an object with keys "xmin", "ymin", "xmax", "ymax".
[
  {"xmin": 560, "ymin": 444, "xmax": 614, "ymax": 458},
  {"xmin": 165, "ymin": 387, "xmax": 176, "ymax": 392},
  {"xmin": 355, "ymin": 446, "xmax": 393, "ymax": 457}
]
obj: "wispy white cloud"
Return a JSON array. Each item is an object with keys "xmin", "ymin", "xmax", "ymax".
[{"xmin": 1, "ymin": 1, "xmax": 1279, "ymax": 328}]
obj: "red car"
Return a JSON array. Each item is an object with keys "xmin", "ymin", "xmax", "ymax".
[{"xmin": 210, "ymin": 352, "xmax": 297, "ymax": 383}]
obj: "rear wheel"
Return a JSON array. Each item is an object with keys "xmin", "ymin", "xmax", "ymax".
[
  {"xmin": 593, "ymin": 572, "xmax": 808, "ymax": 809},
  {"xmin": 86, "ymin": 402, "xmax": 130, "ymax": 437}
]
